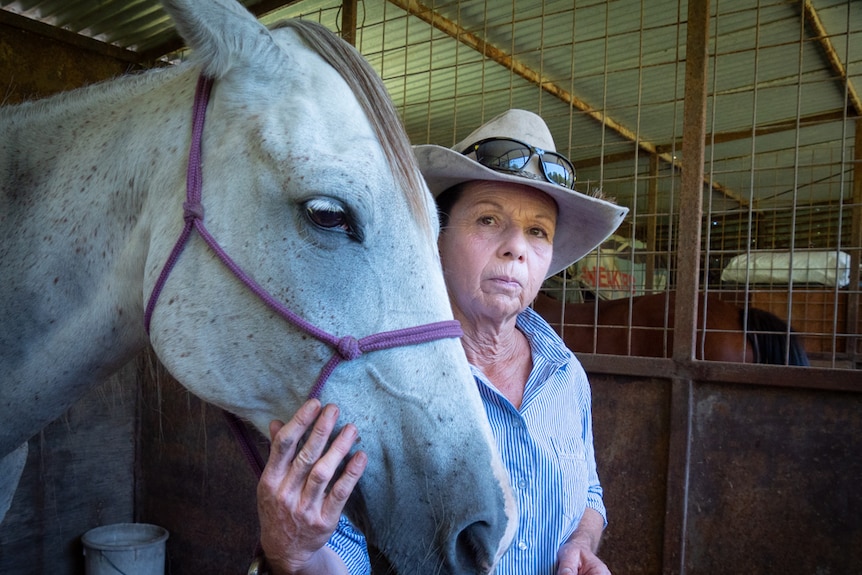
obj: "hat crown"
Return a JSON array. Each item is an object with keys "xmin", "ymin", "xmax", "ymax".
[
  {"xmin": 413, "ymin": 108, "xmax": 628, "ymax": 278},
  {"xmin": 453, "ymin": 109, "xmax": 559, "ymax": 154}
]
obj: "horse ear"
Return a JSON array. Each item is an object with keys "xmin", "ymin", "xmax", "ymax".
[{"xmin": 161, "ymin": 0, "xmax": 279, "ymax": 78}]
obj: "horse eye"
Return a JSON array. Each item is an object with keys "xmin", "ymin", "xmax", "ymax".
[{"xmin": 305, "ymin": 198, "xmax": 351, "ymax": 233}]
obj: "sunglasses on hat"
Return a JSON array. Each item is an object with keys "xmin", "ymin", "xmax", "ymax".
[{"xmin": 461, "ymin": 137, "xmax": 577, "ymax": 189}]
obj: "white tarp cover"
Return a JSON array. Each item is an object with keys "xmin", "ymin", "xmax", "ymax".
[{"xmin": 720, "ymin": 250, "xmax": 851, "ymax": 288}]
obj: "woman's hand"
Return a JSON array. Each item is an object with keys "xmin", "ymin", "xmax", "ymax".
[
  {"xmin": 556, "ymin": 540, "xmax": 611, "ymax": 575},
  {"xmin": 557, "ymin": 508, "xmax": 610, "ymax": 575},
  {"xmin": 257, "ymin": 399, "xmax": 367, "ymax": 575}
]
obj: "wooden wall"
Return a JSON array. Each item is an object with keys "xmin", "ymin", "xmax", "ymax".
[
  {"xmin": 718, "ymin": 289, "xmax": 860, "ymax": 361},
  {"xmin": 0, "ymin": 364, "xmax": 139, "ymax": 574},
  {"xmin": 0, "ymin": 20, "xmax": 132, "ymax": 104}
]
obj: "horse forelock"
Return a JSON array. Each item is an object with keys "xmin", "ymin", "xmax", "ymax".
[{"xmin": 274, "ymin": 20, "xmax": 435, "ymax": 238}]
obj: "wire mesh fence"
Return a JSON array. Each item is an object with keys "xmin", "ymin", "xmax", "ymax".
[{"xmin": 266, "ymin": 0, "xmax": 861, "ymax": 369}]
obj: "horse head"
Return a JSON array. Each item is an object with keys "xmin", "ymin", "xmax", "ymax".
[{"xmin": 142, "ymin": 1, "xmax": 516, "ymax": 572}]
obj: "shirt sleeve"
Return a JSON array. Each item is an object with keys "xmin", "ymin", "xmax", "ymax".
[
  {"xmin": 581, "ymin": 376, "xmax": 608, "ymax": 528},
  {"xmin": 325, "ymin": 515, "xmax": 372, "ymax": 575}
]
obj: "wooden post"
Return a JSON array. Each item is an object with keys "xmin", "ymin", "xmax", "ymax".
[
  {"xmin": 341, "ymin": 0, "xmax": 358, "ymax": 46},
  {"xmin": 673, "ymin": 0, "xmax": 710, "ymax": 363},
  {"xmin": 663, "ymin": 1, "xmax": 710, "ymax": 574}
]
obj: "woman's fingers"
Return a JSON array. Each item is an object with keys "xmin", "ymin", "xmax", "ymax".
[
  {"xmin": 324, "ymin": 448, "xmax": 367, "ymax": 519},
  {"xmin": 293, "ymin": 403, "xmax": 341, "ymax": 472},
  {"xmin": 261, "ymin": 399, "xmax": 364, "ymax": 511},
  {"xmin": 262, "ymin": 399, "xmax": 320, "ymax": 481}
]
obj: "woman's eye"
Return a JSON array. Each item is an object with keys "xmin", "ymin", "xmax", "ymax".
[
  {"xmin": 479, "ymin": 215, "xmax": 496, "ymax": 226},
  {"xmin": 305, "ymin": 198, "xmax": 351, "ymax": 233},
  {"xmin": 530, "ymin": 227, "xmax": 549, "ymax": 239}
]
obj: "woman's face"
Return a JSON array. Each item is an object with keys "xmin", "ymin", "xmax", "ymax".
[{"xmin": 439, "ymin": 181, "xmax": 557, "ymax": 327}]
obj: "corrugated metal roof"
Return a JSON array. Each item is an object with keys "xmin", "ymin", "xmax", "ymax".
[
  {"xmin": 1, "ymin": 0, "xmax": 180, "ymax": 53},
  {"xmin": 2, "ymin": 0, "xmax": 860, "ymax": 221}
]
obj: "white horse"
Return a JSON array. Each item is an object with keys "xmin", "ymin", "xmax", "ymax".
[{"xmin": 0, "ymin": 1, "xmax": 516, "ymax": 572}]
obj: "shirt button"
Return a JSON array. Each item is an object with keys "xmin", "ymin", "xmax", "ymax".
[
  {"xmin": 518, "ymin": 540, "xmax": 528, "ymax": 551},
  {"xmin": 518, "ymin": 479, "xmax": 528, "ymax": 489}
]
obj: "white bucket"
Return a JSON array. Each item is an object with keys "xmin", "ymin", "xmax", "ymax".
[{"xmin": 82, "ymin": 523, "xmax": 169, "ymax": 575}]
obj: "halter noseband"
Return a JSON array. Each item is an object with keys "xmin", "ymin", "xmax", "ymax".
[{"xmin": 144, "ymin": 75, "xmax": 463, "ymax": 472}]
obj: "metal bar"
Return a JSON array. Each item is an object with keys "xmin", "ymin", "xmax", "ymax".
[
  {"xmin": 662, "ymin": 378, "xmax": 693, "ymax": 575},
  {"xmin": 655, "ymin": 109, "xmax": 849, "ymax": 152},
  {"xmin": 665, "ymin": 2, "xmax": 711, "ymax": 571}
]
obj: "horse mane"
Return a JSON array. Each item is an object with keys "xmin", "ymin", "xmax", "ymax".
[
  {"xmin": 2, "ymin": 65, "xmax": 179, "ymax": 122},
  {"xmin": 275, "ymin": 19, "xmax": 433, "ymax": 236},
  {"xmin": 741, "ymin": 307, "xmax": 810, "ymax": 366}
]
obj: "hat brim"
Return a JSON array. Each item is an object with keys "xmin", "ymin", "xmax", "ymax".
[{"xmin": 414, "ymin": 144, "xmax": 628, "ymax": 278}]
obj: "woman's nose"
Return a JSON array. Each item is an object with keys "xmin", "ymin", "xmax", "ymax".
[{"xmin": 499, "ymin": 228, "xmax": 528, "ymax": 262}]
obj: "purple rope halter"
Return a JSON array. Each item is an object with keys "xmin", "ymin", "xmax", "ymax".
[{"xmin": 144, "ymin": 75, "xmax": 463, "ymax": 476}]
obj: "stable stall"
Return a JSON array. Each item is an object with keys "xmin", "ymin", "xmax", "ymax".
[{"xmin": 1, "ymin": 1, "xmax": 861, "ymax": 575}]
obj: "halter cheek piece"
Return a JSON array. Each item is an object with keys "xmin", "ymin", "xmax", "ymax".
[{"xmin": 144, "ymin": 75, "xmax": 463, "ymax": 478}]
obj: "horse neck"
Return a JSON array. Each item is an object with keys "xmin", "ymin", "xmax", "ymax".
[
  {"xmin": 0, "ymin": 66, "xmax": 197, "ymax": 407},
  {"xmin": 3, "ymin": 65, "xmax": 194, "ymax": 269}
]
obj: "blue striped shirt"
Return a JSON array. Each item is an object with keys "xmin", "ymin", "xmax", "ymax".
[
  {"xmin": 326, "ymin": 516, "xmax": 371, "ymax": 573},
  {"xmin": 328, "ymin": 306, "xmax": 606, "ymax": 574}
]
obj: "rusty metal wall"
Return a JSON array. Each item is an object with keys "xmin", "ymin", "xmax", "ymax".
[
  {"xmin": 590, "ymin": 375, "xmax": 670, "ymax": 575},
  {"xmin": 590, "ymin": 372, "xmax": 862, "ymax": 575},
  {"xmin": 127, "ymin": 363, "xmax": 862, "ymax": 575},
  {"xmin": 684, "ymin": 381, "xmax": 862, "ymax": 573}
]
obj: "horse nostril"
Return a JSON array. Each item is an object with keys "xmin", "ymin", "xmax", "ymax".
[{"xmin": 454, "ymin": 521, "xmax": 496, "ymax": 574}]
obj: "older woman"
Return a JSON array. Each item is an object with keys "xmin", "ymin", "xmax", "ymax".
[{"xmin": 257, "ymin": 110, "xmax": 627, "ymax": 575}]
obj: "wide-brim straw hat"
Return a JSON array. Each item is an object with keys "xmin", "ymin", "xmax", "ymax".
[{"xmin": 414, "ymin": 109, "xmax": 628, "ymax": 278}]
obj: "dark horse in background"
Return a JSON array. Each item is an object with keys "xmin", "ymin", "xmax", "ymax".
[{"xmin": 533, "ymin": 291, "xmax": 809, "ymax": 366}]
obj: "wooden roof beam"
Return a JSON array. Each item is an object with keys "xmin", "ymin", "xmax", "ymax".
[{"xmin": 801, "ymin": 0, "xmax": 862, "ymax": 117}]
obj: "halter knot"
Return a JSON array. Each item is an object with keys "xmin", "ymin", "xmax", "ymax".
[
  {"xmin": 183, "ymin": 201, "xmax": 205, "ymax": 223},
  {"xmin": 336, "ymin": 335, "xmax": 362, "ymax": 361}
]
